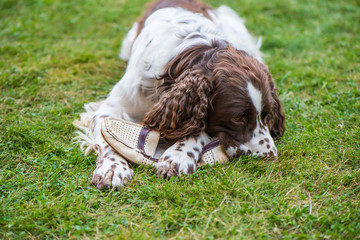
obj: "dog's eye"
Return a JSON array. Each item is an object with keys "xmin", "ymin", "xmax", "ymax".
[{"xmin": 232, "ymin": 117, "xmax": 247, "ymax": 123}]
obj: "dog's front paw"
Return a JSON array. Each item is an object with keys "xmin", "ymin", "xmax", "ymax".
[
  {"xmin": 91, "ymin": 156, "xmax": 133, "ymax": 190},
  {"xmin": 156, "ymin": 151, "xmax": 197, "ymax": 178}
]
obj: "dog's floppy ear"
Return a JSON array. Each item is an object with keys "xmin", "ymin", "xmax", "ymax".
[
  {"xmin": 143, "ymin": 69, "xmax": 213, "ymax": 141},
  {"xmin": 269, "ymin": 87, "xmax": 285, "ymax": 139}
]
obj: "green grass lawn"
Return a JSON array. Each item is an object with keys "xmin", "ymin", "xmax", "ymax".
[{"xmin": 1, "ymin": 0, "xmax": 359, "ymax": 238}]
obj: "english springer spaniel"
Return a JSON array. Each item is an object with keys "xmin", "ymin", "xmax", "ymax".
[{"xmin": 74, "ymin": 0, "xmax": 285, "ymax": 189}]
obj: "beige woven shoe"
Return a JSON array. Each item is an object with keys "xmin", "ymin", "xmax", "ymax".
[
  {"xmin": 101, "ymin": 117, "xmax": 229, "ymax": 167},
  {"xmin": 196, "ymin": 139, "xmax": 229, "ymax": 167},
  {"xmin": 101, "ymin": 117, "xmax": 160, "ymax": 165}
]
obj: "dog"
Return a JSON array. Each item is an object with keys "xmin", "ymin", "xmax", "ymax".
[{"xmin": 74, "ymin": 0, "xmax": 285, "ymax": 189}]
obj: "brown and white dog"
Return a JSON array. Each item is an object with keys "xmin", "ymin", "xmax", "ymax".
[{"xmin": 74, "ymin": 0, "xmax": 285, "ymax": 189}]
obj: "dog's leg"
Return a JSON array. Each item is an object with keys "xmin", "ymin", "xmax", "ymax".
[
  {"xmin": 74, "ymin": 101, "xmax": 135, "ymax": 189},
  {"xmin": 74, "ymin": 62, "xmax": 157, "ymax": 189},
  {"xmin": 156, "ymin": 131, "xmax": 212, "ymax": 178}
]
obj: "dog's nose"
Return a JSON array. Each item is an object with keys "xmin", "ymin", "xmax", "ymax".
[
  {"xmin": 225, "ymin": 144, "xmax": 278, "ymax": 159},
  {"xmin": 262, "ymin": 149, "xmax": 277, "ymax": 159}
]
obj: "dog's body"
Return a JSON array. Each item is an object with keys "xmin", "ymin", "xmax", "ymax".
[{"xmin": 74, "ymin": 0, "xmax": 285, "ymax": 189}]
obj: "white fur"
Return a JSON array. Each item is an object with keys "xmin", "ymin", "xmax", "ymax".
[
  {"xmin": 119, "ymin": 22, "xmax": 138, "ymax": 61},
  {"xmin": 209, "ymin": 5, "xmax": 263, "ymax": 62},
  {"xmin": 74, "ymin": 5, "xmax": 266, "ymax": 188},
  {"xmin": 247, "ymin": 82, "xmax": 262, "ymax": 113}
]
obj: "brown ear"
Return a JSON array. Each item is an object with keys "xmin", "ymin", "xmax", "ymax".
[
  {"xmin": 142, "ymin": 70, "xmax": 213, "ymax": 142},
  {"xmin": 269, "ymin": 89, "xmax": 285, "ymax": 139}
]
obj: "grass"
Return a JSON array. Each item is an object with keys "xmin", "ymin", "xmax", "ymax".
[{"xmin": 0, "ymin": 0, "xmax": 359, "ymax": 238}]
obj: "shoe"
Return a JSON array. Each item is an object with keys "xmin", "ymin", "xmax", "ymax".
[
  {"xmin": 101, "ymin": 117, "xmax": 229, "ymax": 167},
  {"xmin": 197, "ymin": 139, "xmax": 229, "ymax": 167}
]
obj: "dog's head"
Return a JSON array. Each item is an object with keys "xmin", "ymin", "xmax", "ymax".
[{"xmin": 143, "ymin": 41, "xmax": 285, "ymax": 158}]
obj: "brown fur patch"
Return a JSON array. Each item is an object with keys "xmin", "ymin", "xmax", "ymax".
[
  {"xmin": 187, "ymin": 163, "xmax": 195, "ymax": 174},
  {"xmin": 120, "ymin": 161, "xmax": 127, "ymax": 166},
  {"xmin": 187, "ymin": 151, "xmax": 195, "ymax": 159},
  {"xmin": 236, "ymin": 148, "xmax": 246, "ymax": 156},
  {"xmin": 193, "ymin": 147, "xmax": 200, "ymax": 152}
]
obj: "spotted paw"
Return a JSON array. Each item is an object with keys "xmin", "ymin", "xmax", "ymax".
[
  {"xmin": 156, "ymin": 151, "xmax": 197, "ymax": 178},
  {"xmin": 91, "ymin": 156, "xmax": 133, "ymax": 190}
]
